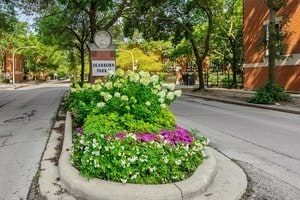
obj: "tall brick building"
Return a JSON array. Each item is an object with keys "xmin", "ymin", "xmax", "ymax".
[{"xmin": 243, "ymin": 0, "xmax": 300, "ymax": 91}]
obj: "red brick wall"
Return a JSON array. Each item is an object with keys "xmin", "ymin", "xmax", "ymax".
[
  {"xmin": 243, "ymin": 0, "xmax": 300, "ymax": 91},
  {"xmin": 244, "ymin": 66, "xmax": 300, "ymax": 91},
  {"xmin": 5, "ymin": 52, "xmax": 24, "ymax": 82}
]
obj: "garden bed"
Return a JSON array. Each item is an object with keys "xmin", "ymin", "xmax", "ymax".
[{"xmin": 58, "ymin": 112, "xmax": 218, "ymax": 200}]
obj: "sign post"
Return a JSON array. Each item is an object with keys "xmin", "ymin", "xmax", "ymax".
[{"xmin": 88, "ymin": 30, "xmax": 116, "ymax": 83}]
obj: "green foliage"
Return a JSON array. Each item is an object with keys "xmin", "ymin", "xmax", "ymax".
[
  {"xmin": 67, "ymin": 69, "xmax": 209, "ymax": 184},
  {"xmin": 71, "ymin": 131, "xmax": 208, "ymax": 184},
  {"xmin": 249, "ymin": 82, "xmax": 291, "ymax": 104}
]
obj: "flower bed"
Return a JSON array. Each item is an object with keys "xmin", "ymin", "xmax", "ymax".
[{"xmin": 65, "ymin": 69, "xmax": 209, "ymax": 184}]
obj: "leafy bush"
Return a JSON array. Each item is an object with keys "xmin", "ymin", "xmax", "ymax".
[
  {"xmin": 71, "ymin": 126, "xmax": 209, "ymax": 184},
  {"xmin": 249, "ymin": 82, "xmax": 291, "ymax": 104},
  {"xmin": 67, "ymin": 69, "xmax": 209, "ymax": 184}
]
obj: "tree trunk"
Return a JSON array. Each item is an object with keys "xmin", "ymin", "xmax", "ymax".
[
  {"xmin": 268, "ymin": 7, "xmax": 276, "ymax": 84},
  {"xmin": 80, "ymin": 45, "xmax": 85, "ymax": 82},
  {"xmin": 189, "ymin": 37, "xmax": 205, "ymax": 90}
]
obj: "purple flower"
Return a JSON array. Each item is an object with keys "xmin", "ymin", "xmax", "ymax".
[
  {"xmin": 76, "ymin": 127, "xmax": 83, "ymax": 134},
  {"xmin": 160, "ymin": 125, "xmax": 194, "ymax": 146}
]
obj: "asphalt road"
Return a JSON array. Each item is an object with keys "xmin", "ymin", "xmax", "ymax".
[
  {"xmin": 171, "ymin": 95, "xmax": 300, "ymax": 200},
  {"xmin": 0, "ymin": 82, "xmax": 68, "ymax": 200}
]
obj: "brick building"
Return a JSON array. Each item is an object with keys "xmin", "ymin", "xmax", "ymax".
[
  {"xmin": 243, "ymin": 0, "xmax": 300, "ymax": 91},
  {"xmin": 1, "ymin": 50, "xmax": 24, "ymax": 82}
]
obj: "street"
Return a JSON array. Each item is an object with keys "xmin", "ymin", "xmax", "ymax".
[
  {"xmin": 0, "ymin": 82, "xmax": 69, "ymax": 200},
  {"xmin": 171, "ymin": 95, "xmax": 300, "ymax": 200}
]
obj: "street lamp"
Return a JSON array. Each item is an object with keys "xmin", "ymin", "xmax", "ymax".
[
  {"xmin": 118, "ymin": 49, "xmax": 135, "ymax": 72},
  {"xmin": 12, "ymin": 46, "xmax": 36, "ymax": 89}
]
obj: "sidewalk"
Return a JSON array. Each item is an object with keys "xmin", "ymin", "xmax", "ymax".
[{"xmin": 178, "ymin": 85, "xmax": 300, "ymax": 115}]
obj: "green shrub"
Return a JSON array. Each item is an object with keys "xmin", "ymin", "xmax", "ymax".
[
  {"xmin": 249, "ymin": 82, "xmax": 291, "ymax": 104},
  {"xmin": 67, "ymin": 69, "xmax": 208, "ymax": 184}
]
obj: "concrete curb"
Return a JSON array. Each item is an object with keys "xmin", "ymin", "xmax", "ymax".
[
  {"xmin": 58, "ymin": 112, "xmax": 246, "ymax": 200},
  {"xmin": 183, "ymin": 92, "xmax": 300, "ymax": 115}
]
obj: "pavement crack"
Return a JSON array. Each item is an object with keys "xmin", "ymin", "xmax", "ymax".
[{"xmin": 0, "ymin": 99, "xmax": 16, "ymax": 108}]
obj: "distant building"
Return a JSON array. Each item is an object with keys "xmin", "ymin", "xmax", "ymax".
[
  {"xmin": 243, "ymin": 0, "xmax": 300, "ymax": 91},
  {"xmin": 1, "ymin": 50, "xmax": 24, "ymax": 82}
]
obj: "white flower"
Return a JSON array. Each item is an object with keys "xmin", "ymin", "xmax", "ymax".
[
  {"xmin": 130, "ymin": 173, "xmax": 139, "ymax": 180},
  {"xmin": 158, "ymin": 98, "xmax": 165, "ymax": 103},
  {"xmin": 150, "ymin": 75, "xmax": 159, "ymax": 84},
  {"xmin": 140, "ymin": 76, "xmax": 150, "ymax": 86},
  {"xmin": 114, "ymin": 82, "xmax": 122, "ymax": 88},
  {"xmin": 120, "ymin": 178, "xmax": 127, "ymax": 183},
  {"xmin": 82, "ymin": 83, "xmax": 91, "ymax": 89},
  {"xmin": 167, "ymin": 92, "xmax": 175, "ymax": 100},
  {"xmin": 108, "ymin": 70, "xmax": 114, "ymax": 75},
  {"xmin": 97, "ymin": 102, "xmax": 106, "ymax": 108},
  {"xmin": 121, "ymin": 159, "xmax": 126, "ymax": 166},
  {"xmin": 167, "ymin": 83, "xmax": 176, "ymax": 91},
  {"xmin": 114, "ymin": 92, "xmax": 121, "ymax": 97},
  {"xmin": 100, "ymin": 91, "xmax": 106, "ymax": 96},
  {"xmin": 128, "ymin": 156, "xmax": 138, "ymax": 163},
  {"xmin": 104, "ymin": 93, "xmax": 112, "ymax": 102},
  {"xmin": 151, "ymin": 89, "xmax": 159, "ymax": 94},
  {"xmin": 155, "ymin": 84, "xmax": 162, "ymax": 90},
  {"xmin": 174, "ymin": 90, "xmax": 182, "ymax": 97},
  {"xmin": 163, "ymin": 157, "xmax": 169, "ymax": 163},
  {"xmin": 160, "ymin": 103, "xmax": 166, "ymax": 108},
  {"xmin": 105, "ymin": 81, "xmax": 113, "ymax": 90},
  {"xmin": 129, "ymin": 73, "xmax": 140, "ymax": 82},
  {"xmin": 145, "ymin": 101, "xmax": 151, "ymax": 106},
  {"xmin": 175, "ymin": 159, "xmax": 182, "ymax": 165},
  {"xmin": 115, "ymin": 68, "xmax": 125, "ymax": 77},
  {"xmin": 121, "ymin": 95, "xmax": 129, "ymax": 101},
  {"xmin": 149, "ymin": 167, "xmax": 156, "ymax": 172},
  {"xmin": 158, "ymin": 90, "xmax": 166, "ymax": 98},
  {"xmin": 139, "ymin": 71, "xmax": 150, "ymax": 78},
  {"xmin": 93, "ymin": 84, "xmax": 102, "ymax": 91}
]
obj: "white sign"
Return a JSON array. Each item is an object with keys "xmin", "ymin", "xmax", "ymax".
[{"xmin": 92, "ymin": 60, "xmax": 116, "ymax": 76}]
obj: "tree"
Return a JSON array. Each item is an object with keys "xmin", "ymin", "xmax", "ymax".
[
  {"xmin": 212, "ymin": 0, "xmax": 243, "ymax": 88},
  {"xmin": 265, "ymin": 0, "xmax": 287, "ymax": 84},
  {"xmin": 125, "ymin": 0, "xmax": 217, "ymax": 90}
]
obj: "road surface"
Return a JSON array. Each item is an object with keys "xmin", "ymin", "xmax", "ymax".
[
  {"xmin": 0, "ymin": 82, "xmax": 68, "ymax": 200},
  {"xmin": 171, "ymin": 95, "xmax": 300, "ymax": 200}
]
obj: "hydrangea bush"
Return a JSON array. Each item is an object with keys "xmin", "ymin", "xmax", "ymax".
[{"xmin": 66, "ymin": 69, "xmax": 209, "ymax": 184}]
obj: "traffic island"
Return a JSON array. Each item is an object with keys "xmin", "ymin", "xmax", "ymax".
[{"xmin": 58, "ymin": 112, "xmax": 247, "ymax": 200}]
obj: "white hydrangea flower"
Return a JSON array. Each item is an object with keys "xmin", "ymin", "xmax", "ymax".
[
  {"xmin": 151, "ymin": 89, "xmax": 159, "ymax": 94},
  {"xmin": 145, "ymin": 101, "xmax": 151, "ymax": 106},
  {"xmin": 105, "ymin": 81, "xmax": 113, "ymax": 90},
  {"xmin": 149, "ymin": 167, "xmax": 156, "ymax": 172},
  {"xmin": 158, "ymin": 90, "xmax": 166, "ymax": 98},
  {"xmin": 100, "ymin": 91, "xmax": 106, "ymax": 96},
  {"xmin": 140, "ymin": 76, "xmax": 150, "ymax": 86},
  {"xmin": 160, "ymin": 103, "xmax": 167, "ymax": 108},
  {"xmin": 114, "ymin": 82, "xmax": 122, "ymax": 88},
  {"xmin": 167, "ymin": 83, "xmax": 176, "ymax": 91},
  {"xmin": 174, "ymin": 90, "xmax": 182, "ymax": 97},
  {"xmin": 167, "ymin": 92, "xmax": 175, "ymax": 100},
  {"xmin": 139, "ymin": 71, "xmax": 150, "ymax": 78},
  {"xmin": 129, "ymin": 73, "xmax": 140, "ymax": 82},
  {"xmin": 158, "ymin": 98, "xmax": 165, "ymax": 103},
  {"xmin": 155, "ymin": 84, "xmax": 162, "ymax": 90},
  {"xmin": 70, "ymin": 88, "xmax": 76, "ymax": 93},
  {"xmin": 82, "ymin": 83, "xmax": 91, "ymax": 89},
  {"xmin": 150, "ymin": 75, "xmax": 159, "ymax": 84},
  {"xmin": 104, "ymin": 93, "xmax": 112, "ymax": 102},
  {"xmin": 107, "ymin": 70, "xmax": 114, "ymax": 76},
  {"xmin": 114, "ymin": 92, "xmax": 121, "ymax": 97},
  {"xmin": 93, "ymin": 84, "xmax": 102, "ymax": 91},
  {"xmin": 121, "ymin": 95, "xmax": 129, "ymax": 101},
  {"xmin": 115, "ymin": 68, "xmax": 125, "ymax": 77}
]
